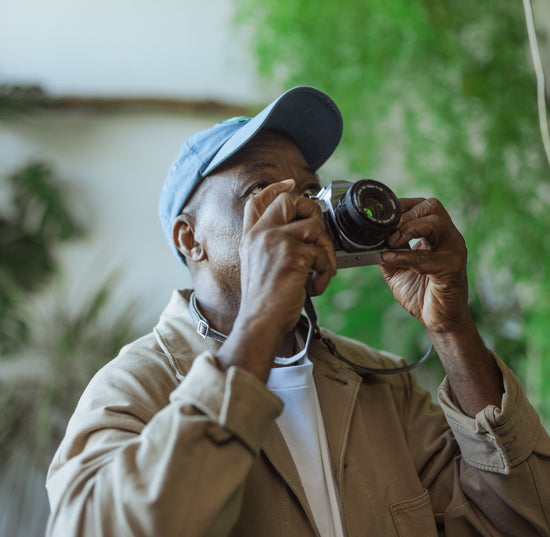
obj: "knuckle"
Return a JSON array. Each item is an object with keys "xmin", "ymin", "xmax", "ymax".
[
  {"xmin": 303, "ymin": 220, "xmax": 322, "ymax": 241},
  {"xmin": 296, "ymin": 194, "xmax": 321, "ymax": 215},
  {"xmin": 425, "ymin": 198, "xmax": 442, "ymax": 212}
]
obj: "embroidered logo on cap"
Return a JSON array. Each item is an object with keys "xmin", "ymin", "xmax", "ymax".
[{"xmin": 218, "ymin": 116, "xmax": 251, "ymax": 125}]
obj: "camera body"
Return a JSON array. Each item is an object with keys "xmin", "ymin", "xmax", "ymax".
[{"xmin": 312, "ymin": 179, "xmax": 402, "ymax": 269}]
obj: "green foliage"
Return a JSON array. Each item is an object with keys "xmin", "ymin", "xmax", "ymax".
[
  {"xmin": 0, "ymin": 89, "xmax": 141, "ymax": 536},
  {"xmin": 237, "ymin": 0, "xmax": 550, "ymax": 419},
  {"xmin": 0, "ymin": 159, "xmax": 140, "ymax": 475},
  {"xmin": 0, "ymin": 163, "xmax": 82, "ymax": 354},
  {"xmin": 0, "ymin": 280, "xmax": 139, "ymax": 472},
  {"xmin": 0, "ymin": 85, "xmax": 51, "ymax": 117}
]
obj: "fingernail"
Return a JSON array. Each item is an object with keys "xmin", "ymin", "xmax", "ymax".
[
  {"xmin": 381, "ymin": 251, "xmax": 397, "ymax": 262},
  {"xmin": 388, "ymin": 231, "xmax": 401, "ymax": 246}
]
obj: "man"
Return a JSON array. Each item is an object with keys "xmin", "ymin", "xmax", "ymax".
[{"xmin": 46, "ymin": 86, "xmax": 550, "ymax": 536}]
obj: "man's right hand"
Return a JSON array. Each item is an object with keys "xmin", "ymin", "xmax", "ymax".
[{"xmin": 216, "ymin": 179, "xmax": 336, "ymax": 382}]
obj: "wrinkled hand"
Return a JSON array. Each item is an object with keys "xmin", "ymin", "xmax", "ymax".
[
  {"xmin": 380, "ymin": 198, "xmax": 471, "ymax": 335},
  {"xmin": 236, "ymin": 179, "xmax": 337, "ymax": 335},
  {"xmin": 217, "ymin": 179, "xmax": 336, "ymax": 382},
  {"xmin": 217, "ymin": 179, "xmax": 336, "ymax": 381}
]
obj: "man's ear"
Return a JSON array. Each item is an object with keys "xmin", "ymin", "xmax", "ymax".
[{"xmin": 172, "ymin": 215, "xmax": 206, "ymax": 263}]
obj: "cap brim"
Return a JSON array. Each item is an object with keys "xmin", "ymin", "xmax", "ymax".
[{"xmin": 203, "ymin": 86, "xmax": 343, "ymax": 176}]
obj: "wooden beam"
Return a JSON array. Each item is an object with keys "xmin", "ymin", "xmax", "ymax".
[
  {"xmin": 49, "ymin": 96, "xmax": 253, "ymax": 117},
  {"xmin": 0, "ymin": 85, "xmax": 255, "ymax": 117}
]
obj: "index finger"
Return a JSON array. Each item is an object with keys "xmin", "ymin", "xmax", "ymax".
[
  {"xmin": 247, "ymin": 189, "xmax": 324, "ymax": 233},
  {"xmin": 398, "ymin": 198, "xmax": 452, "ymax": 229},
  {"xmin": 243, "ymin": 179, "xmax": 296, "ymax": 229},
  {"xmin": 398, "ymin": 197, "xmax": 427, "ymax": 214}
]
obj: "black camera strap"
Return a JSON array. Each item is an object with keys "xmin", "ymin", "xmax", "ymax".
[
  {"xmin": 190, "ymin": 290, "xmax": 432, "ymax": 375},
  {"xmin": 305, "ymin": 294, "xmax": 433, "ymax": 376}
]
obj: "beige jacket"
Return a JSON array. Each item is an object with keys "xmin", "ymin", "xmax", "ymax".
[{"xmin": 46, "ymin": 290, "xmax": 550, "ymax": 537}]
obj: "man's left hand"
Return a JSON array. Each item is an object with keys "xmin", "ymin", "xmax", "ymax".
[
  {"xmin": 380, "ymin": 198, "xmax": 504, "ymax": 416},
  {"xmin": 380, "ymin": 197, "xmax": 471, "ymax": 335}
]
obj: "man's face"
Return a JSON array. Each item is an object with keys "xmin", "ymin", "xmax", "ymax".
[{"xmin": 191, "ymin": 129, "xmax": 321, "ymax": 302}]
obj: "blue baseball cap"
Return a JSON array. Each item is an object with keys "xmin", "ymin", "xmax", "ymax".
[{"xmin": 159, "ymin": 85, "xmax": 344, "ymax": 264}]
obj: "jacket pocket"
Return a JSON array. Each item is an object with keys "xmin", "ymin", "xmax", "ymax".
[{"xmin": 389, "ymin": 489, "xmax": 438, "ymax": 537}]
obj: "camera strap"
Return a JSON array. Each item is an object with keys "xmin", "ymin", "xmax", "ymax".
[
  {"xmin": 305, "ymin": 294, "xmax": 433, "ymax": 376},
  {"xmin": 189, "ymin": 291, "xmax": 432, "ymax": 375},
  {"xmin": 189, "ymin": 292, "xmax": 228, "ymax": 343},
  {"xmin": 271, "ymin": 310, "xmax": 314, "ymax": 366},
  {"xmin": 188, "ymin": 291, "xmax": 315, "ymax": 366}
]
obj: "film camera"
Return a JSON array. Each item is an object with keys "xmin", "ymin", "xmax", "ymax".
[{"xmin": 310, "ymin": 179, "xmax": 402, "ymax": 269}]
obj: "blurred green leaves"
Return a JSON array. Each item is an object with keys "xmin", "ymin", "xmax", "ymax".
[
  {"xmin": 0, "ymin": 279, "xmax": 139, "ymax": 471},
  {"xmin": 0, "ymin": 92, "xmax": 139, "ymax": 479},
  {"xmin": 0, "ymin": 163, "xmax": 82, "ymax": 354},
  {"xmin": 237, "ymin": 0, "xmax": 550, "ymax": 420},
  {"xmin": 0, "ymin": 85, "xmax": 51, "ymax": 117},
  {"xmin": 0, "ymin": 160, "xmax": 139, "ymax": 474}
]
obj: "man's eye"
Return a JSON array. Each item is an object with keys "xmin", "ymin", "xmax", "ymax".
[
  {"xmin": 249, "ymin": 183, "xmax": 269, "ymax": 195},
  {"xmin": 302, "ymin": 185, "xmax": 321, "ymax": 198}
]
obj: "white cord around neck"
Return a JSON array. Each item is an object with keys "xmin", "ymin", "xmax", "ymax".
[{"xmin": 188, "ymin": 291, "xmax": 314, "ymax": 366}]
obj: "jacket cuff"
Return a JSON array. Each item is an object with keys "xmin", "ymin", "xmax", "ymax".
[
  {"xmin": 437, "ymin": 352, "xmax": 542, "ymax": 475},
  {"xmin": 171, "ymin": 352, "xmax": 283, "ymax": 455}
]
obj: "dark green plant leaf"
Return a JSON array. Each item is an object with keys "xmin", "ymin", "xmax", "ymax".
[
  {"xmin": 0, "ymin": 163, "xmax": 82, "ymax": 354},
  {"xmin": 9, "ymin": 163, "xmax": 81, "ymax": 241},
  {"xmin": 0, "ymin": 85, "xmax": 51, "ymax": 117}
]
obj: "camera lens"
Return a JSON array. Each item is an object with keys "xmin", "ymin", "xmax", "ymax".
[
  {"xmin": 361, "ymin": 197, "xmax": 385, "ymax": 220},
  {"xmin": 334, "ymin": 180, "xmax": 401, "ymax": 249}
]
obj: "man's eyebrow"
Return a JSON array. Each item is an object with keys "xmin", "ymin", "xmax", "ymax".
[
  {"xmin": 238, "ymin": 162, "xmax": 317, "ymax": 180},
  {"xmin": 238, "ymin": 163, "xmax": 275, "ymax": 180}
]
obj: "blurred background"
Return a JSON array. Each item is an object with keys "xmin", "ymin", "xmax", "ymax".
[{"xmin": 1, "ymin": 0, "xmax": 549, "ymax": 534}]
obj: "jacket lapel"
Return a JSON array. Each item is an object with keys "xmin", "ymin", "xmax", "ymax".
[
  {"xmin": 260, "ymin": 339, "xmax": 362, "ymax": 535},
  {"xmin": 262, "ymin": 423, "xmax": 320, "ymax": 535},
  {"xmin": 310, "ymin": 342, "xmax": 362, "ymax": 483}
]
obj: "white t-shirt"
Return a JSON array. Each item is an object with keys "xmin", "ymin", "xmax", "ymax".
[{"xmin": 267, "ymin": 358, "xmax": 347, "ymax": 537}]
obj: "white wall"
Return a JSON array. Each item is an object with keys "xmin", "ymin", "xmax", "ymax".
[
  {"xmin": 0, "ymin": 0, "xmax": 272, "ymax": 104},
  {"xmin": 0, "ymin": 110, "xmax": 226, "ymax": 326},
  {"xmin": 2, "ymin": 0, "xmax": 548, "ymax": 104}
]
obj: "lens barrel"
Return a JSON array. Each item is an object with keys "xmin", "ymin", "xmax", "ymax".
[{"xmin": 334, "ymin": 180, "xmax": 401, "ymax": 248}]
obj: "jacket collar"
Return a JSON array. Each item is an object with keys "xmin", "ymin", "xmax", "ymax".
[
  {"xmin": 154, "ymin": 289, "xmax": 223, "ymax": 378},
  {"xmin": 154, "ymin": 289, "xmax": 356, "ymax": 373}
]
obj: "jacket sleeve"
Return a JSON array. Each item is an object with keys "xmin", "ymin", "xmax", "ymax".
[
  {"xmin": 403, "ymin": 352, "xmax": 550, "ymax": 536},
  {"xmin": 45, "ymin": 352, "xmax": 283, "ymax": 537}
]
